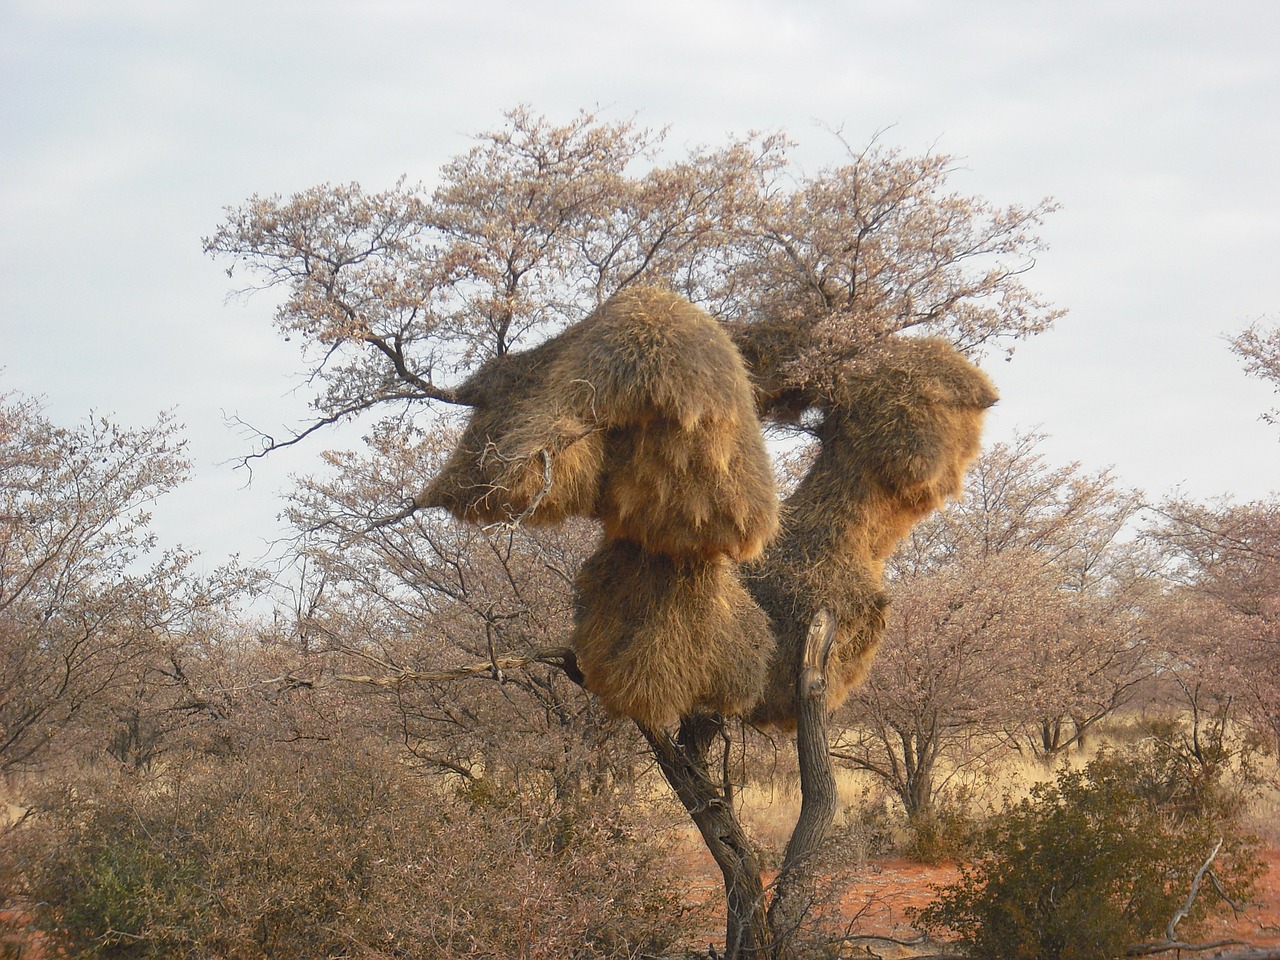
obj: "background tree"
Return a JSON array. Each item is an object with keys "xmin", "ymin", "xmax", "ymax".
[
  {"xmin": 1148, "ymin": 494, "xmax": 1280, "ymax": 758},
  {"xmin": 833, "ymin": 433, "xmax": 1151, "ymax": 823},
  {"xmin": 0, "ymin": 390, "xmax": 246, "ymax": 771},
  {"xmin": 954, "ymin": 435, "xmax": 1152, "ymax": 758},
  {"xmin": 0, "ymin": 391, "xmax": 697, "ymax": 960},
  {"xmin": 1232, "ymin": 317, "xmax": 1280, "ymax": 426}
]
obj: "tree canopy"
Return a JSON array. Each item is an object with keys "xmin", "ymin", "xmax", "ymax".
[{"xmin": 205, "ymin": 107, "xmax": 1061, "ymax": 461}]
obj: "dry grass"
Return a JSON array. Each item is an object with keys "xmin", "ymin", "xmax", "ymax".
[{"xmin": 1245, "ymin": 777, "xmax": 1280, "ymax": 845}]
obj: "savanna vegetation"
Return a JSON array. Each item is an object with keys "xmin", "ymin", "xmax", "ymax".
[{"xmin": 2, "ymin": 108, "xmax": 1277, "ymax": 959}]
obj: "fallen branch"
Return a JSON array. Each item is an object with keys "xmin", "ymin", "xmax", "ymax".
[
  {"xmin": 838, "ymin": 930, "xmax": 929, "ymax": 948},
  {"xmin": 1128, "ymin": 938, "xmax": 1246, "ymax": 956},
  {"xmin": 1166, "ymin": 837, "xmax": 1224, "ymax": 943}
]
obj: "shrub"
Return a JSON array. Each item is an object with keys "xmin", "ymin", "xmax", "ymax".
[
  {"xmin": 914, "ymin": 748, "xmax": 1262, "ymax": 960},
  {"xmin": 1115, "ymin": 716, "xmax": 1262, "ymax": 824},
  {"xmin": 2, "ymin": 743, "xmax": 699, "ymax": 959},
  {"xmin": 902, "ymin": 799, "xmax": 979, "ymax": 865},
  {"xmin": 821, "ymin": 794, "xmax": 896, "ymax": 867}
]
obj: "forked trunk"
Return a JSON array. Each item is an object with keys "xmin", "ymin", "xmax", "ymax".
[
  {"xmin": 641, "ymin": 609, "xmax": 839, "ymax": 960},
  {"xmin": 767, "ymin": 609, "xmax": 839, "ymax": 956},
  {"xmin": 642, "ymin": 718, "xmax": 773, "ymax": 957}
]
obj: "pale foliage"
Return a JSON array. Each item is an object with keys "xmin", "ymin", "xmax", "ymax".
[
  {"xmin": 1149, "ymin": 495, "xmax": 1280, "ymax": 752},
  {"xmin": 0, "ymin": 391, "xmax": 247, "ymax": 769},
  {"xmin": 205, "ymin": 107, "xmax": 1061, "ymax": 459},
  {"xmin": 1232, "ymin": 317, "xmax": 1280, "ymax": 426}
]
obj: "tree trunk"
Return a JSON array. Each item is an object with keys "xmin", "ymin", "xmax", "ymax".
[
  {"xmin": 767, "ymin": 609, "xmax": 839, "ymax": 955},
  {"xmin": 642, "ymin": 717, "xmax": 773, "ymax": 958},
  {"xmin": 641, "ymin": 610, "xmax": 839, "ymax": 958},
  {"xmin": 1040, "ymin": 716, "xmax": 1063, "ymax": 755},
  {"xmin": 904, "ymin": 759, "xmax": 934, "ymax": 822}
]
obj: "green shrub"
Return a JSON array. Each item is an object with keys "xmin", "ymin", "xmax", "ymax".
[{"xmin": 914, "ymin": 749, "xmax": 1261, "ymax": 960}]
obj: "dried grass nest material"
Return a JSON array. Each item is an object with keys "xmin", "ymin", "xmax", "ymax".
[
  {"xmin": 745, "ymin": 550, "xmax": 888, "ymax": 730},
  {"xmin": 746, "ymin": 336, "xmax": 998, "ymax": 728},
  {"xmin": 572, "ymin": 538, "xmax": 776, "ymax": 730},
  {"xmin": 422, "ymin": 287, "xmax": 778, "ymax": 562},
  {"xmin": 421, "ymin": 335, "xmax": 606, "ymax": 527},
  {"xmin": 427, "ymin": 293, "xmax": 998, "ymax": 731}
]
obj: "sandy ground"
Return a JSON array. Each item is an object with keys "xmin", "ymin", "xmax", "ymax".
[{"xmin": 677, "ymin": 843, "xmax": 1280, "ymax": 956}]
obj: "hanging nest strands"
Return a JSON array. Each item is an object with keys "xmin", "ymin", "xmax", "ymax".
[
  {"xmin": 550, "ymin": 287, "xmax": 778, "ymax": 560},
  {"xmin": 746, "ymin": 550, "xmax": 888, "ymax": 729},
  {"xmin": 746, "ymin": 336, "xmax": 998, "ymax": 728},
  {"xmin": 572, "ymin": 538, "xmax": 776, "ymax": 729},
  {"xmin": 419, "ymin": 333, "xmax": 606, "ymax": 526}
]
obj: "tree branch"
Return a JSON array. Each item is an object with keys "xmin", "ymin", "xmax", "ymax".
[{"xmin": 258, "ymin": 646, "xmax": 583, "ymax": 693}]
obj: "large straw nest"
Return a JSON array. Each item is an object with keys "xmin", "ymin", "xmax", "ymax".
[
  {"xmin": 419, "ymin": 333, "xmax": 606, "ymax": 526},
  {"xmin": 422, "ymin": 287, "xmax": 778, "ymax": 560},
  {"xmin": 549, "ymin": 287, "xmax": 778, "ymax": 560},
  {"xmin": 572, "ymin": 538, "xmax": 776, "ymax": 730},
  {"xmin": 746, "ymin": 336, "xmax": 998, "ymax": 727}
]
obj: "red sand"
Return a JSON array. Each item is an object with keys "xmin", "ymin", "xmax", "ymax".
[{"xmin": 678, "ymin": 845, "xmax": 1280, "ymax": 954}]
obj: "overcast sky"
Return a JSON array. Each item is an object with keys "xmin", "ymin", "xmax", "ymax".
[{"xmin": 2, "ymin": 0, "xmax": 1278, "ymax": 572}]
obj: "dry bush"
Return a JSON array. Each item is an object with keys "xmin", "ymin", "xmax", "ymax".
[{"xmin": 2, "ymin": 741, "xmax": 699, "ymax": 960}]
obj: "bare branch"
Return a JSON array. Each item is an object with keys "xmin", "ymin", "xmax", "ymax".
[{"xmin": 1167, "ymin": 837, "xmax": 1224, "ymax": 943}]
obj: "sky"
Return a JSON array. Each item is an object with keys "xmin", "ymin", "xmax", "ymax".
[{"xmin": 2, "ymin": 0, "xmax": 1278, "ymax": 573}]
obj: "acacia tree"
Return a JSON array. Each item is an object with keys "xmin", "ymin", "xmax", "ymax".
[
  {"xmin": 953, "ymin": 434, "xmax": 1153, "ymax": 757},
  {"xmin": 1149, "ymin": 495, "xmax": 1280, "ymax": 756},
  {"xmin": 833, "ymin": 433, "xmax": 1151, "ymax": 821},
  {"xmin": 1232, "ymin": 317, "xmax": 1280, "ymax": 426},
  {"xmin": 0, "ymin": 390, "xmax": 246, "ymax": 770},
  {"xmin": 207, "ymin": 107, "xmax": 1060, "ymax": 956},
  {"xmin": 207, "ymin": 108, "xmax": 1058, "ymax": 458}
]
